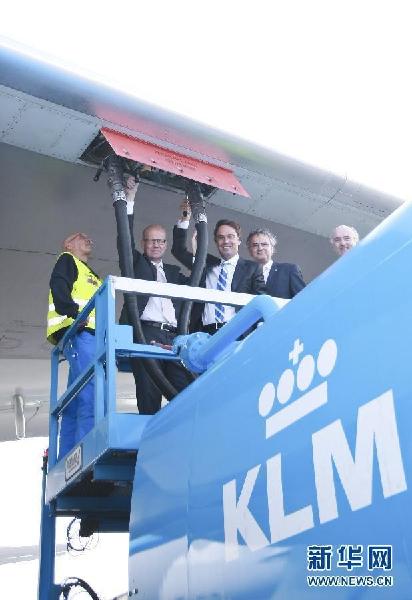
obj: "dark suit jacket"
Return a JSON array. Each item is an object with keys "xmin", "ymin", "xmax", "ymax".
[
  {"xmin": 265, "ymin": 262, "xmax": 306, "ymax": 299},
  {"xmin": 119, "ymin": 215, "xmax": 188, "ymax": 324},
  {"xmin": 172, "ymin": 225, "xmax": 265, "ymax": 328}
]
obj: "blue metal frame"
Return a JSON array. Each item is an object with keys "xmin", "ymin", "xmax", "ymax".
[
  {"xmin": 38, "ymin": 276, "xmax": 179, "ymax": 599},
  {"xmin": 38, "ymin": 452, "xmax": 60, "ymax": 600},
  {"xmin": 174, "ymin": 294, "xmax": 282, "ymax": 373},
  {"xmin": 38, "ymin": 276, "xmax": 284, "ymax": 599},
  {"xmin": 46, "ymin": 276, "xmax": 180, "ymax": 496}
]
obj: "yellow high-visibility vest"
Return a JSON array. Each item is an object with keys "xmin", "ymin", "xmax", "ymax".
[{"xmin": 47, "ymin": 252, "xmax": 102, "ymax": 344}]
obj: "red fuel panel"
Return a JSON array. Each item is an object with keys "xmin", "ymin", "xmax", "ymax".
[{"xmin": 101, "ymin": 128, "xmax": 249, "ymax": 197}]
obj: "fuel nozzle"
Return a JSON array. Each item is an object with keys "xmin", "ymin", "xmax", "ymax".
[{"xmin": 186, "ymin": 182, "xmax": 207, "ymax": 223}]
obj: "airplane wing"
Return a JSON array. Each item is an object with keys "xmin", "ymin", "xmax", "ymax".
[
  {"xmin": 0, "ymin": 38, "xmax": 402, "ymax": 236},
  {"xmin": 0, "ymin": 38, "xmax": 404, "ymax": 441}
]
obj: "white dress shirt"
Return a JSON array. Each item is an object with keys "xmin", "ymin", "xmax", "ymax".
[
  {"xmin": 129, "ymin": 201, "xmax": 176, "ymax": 325},
  {"xmin": 140, "ymin": 260, "xmax": 177, "ymax": 326},
  {"xmin": 262, "ymin": 259, "xmax": 273, "ymax": 284},
  {"xmin": 176, "ymin": 220, "xmax": 238, "ymax": 325}
]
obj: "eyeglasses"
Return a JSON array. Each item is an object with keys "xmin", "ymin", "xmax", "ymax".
[
  {"xmin": 144, "ymin": 238, "xmax": 166, "ymax": 245},
  {"xmin": 250, "ymin": 242, "xmax": 270, "ymax": 249},
  {"xmin": 333, "ymin": 236, "xmax": 353, "ymax": 243}
]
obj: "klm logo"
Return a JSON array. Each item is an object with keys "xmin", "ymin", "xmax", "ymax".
[
  {"xmin": 222, "ymin": 338, "xmax": 407, "ymax": 562},
  {"xmin": 259, "ymin": 338, "xmax": 336, "ymax": 438}
]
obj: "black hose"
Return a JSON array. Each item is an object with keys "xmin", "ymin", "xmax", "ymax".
[
  {"xmin": 177, "ymin": 220, "xmax": 208, "ymax": 335},
  {"xmin": 108, "ymin": 156, "xmax": 177, "ymax": 400},
  {"xmin": 177, "ymin": 184, "xmax": 208, "ymax": 336},
  {"xmin": 59, "ymin": 577, "xmax": 100, "ymax": 599}
]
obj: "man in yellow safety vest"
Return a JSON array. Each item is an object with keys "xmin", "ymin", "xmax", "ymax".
[{"xmin": 47, "ymin": 232, "xmax": 101, "ymax": 459}]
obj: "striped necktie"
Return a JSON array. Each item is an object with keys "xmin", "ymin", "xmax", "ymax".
[{"xmin": 215, "ymin": 263, "xmax": 228, "ymax": 323}]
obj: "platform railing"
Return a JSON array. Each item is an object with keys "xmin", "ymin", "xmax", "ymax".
[
  {"xmin": 48, "ymin": 276, "xmax": 283, "ymax": 474},
  {"xmin": 40, "ymin": 277, "xmax": 286, "ymax": 599}
]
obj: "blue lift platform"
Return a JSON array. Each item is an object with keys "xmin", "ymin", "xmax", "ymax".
[
  {"xmin": 39, "ymin": 276, "xmax": 184, "ymax": 598},
  {"xmin": 38, "ymin": 275, "xmax": 278, "ymax": 598}
]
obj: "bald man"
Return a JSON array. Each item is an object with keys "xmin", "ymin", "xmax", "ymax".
[
  {"xmin": 47, "ymin": 232, "xmax": 102, "ymax": 459},
  {"xmin": 330, "ymin": 225, "xmax": 359, "ymax": 256},
  {"xmin": 118, "ymin": 177, "xmax": 189, "ymax": 415}
]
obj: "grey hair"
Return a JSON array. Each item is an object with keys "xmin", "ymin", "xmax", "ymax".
[
  {"xmin": 246, "ymin": 228, "xmax": 277, "ymax": 248},
  {"xmin": 330, "ymin": 225, "xmax": 359, "ymax": 243}
]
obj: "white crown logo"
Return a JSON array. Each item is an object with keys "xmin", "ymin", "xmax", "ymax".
[{"xmin": 258, "ymin": 338, "xmax": 338, "ymax": 439}]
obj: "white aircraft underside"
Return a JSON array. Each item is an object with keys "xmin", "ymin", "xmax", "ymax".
[{"xmin": 0, "ymin": 40, "xmax": 404, "ymax": 442}]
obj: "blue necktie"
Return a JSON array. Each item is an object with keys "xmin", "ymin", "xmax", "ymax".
[{"xmin": 215, "ymin": 263, "xmax": 228, "ymax": 323}]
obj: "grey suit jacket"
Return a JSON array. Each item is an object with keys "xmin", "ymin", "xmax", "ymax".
[{"xmin": 265, "ymin": 262, "xmax": 305, "ymax": 299}]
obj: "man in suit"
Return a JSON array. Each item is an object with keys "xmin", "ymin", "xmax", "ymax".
[
  {"xmin": 172, "ymin": 202, "xmax": 265, "ymax": 334},
  {"xmin": 246, "ymin": 228, "xmax": 305, "ymax": 299},
  {"xmin": 119, "ymin": 177, "xmax": 189, "ymax": 414},
  {"xmin": 330, "ymin": 224, "xmax": 359, "ymax": 256}
]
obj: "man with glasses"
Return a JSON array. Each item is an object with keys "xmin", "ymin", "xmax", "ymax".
[
  {"xmin": 47, "ymin": 232, "xmax": 102, "ymax": 458},
  {"xmin": 330, "ymin": 224, "xmax": 359, "ymax": 256},
  {"xmin": 119, "ymin": 177, "xmax": 189, "ymax": 414},
  {"xmin": 172, "ymin": 202, "xmax": 265, "ymax": 334},
  {"xmin": 246, "ymin": 228, "xmax": 305, "ymax": 299}
]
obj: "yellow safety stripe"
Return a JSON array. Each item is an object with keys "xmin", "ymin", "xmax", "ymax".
[
  {"xmin": 46, "ymin": 252, "xmax": 101, "ymax": 344},
  {"xmin": 47, "ymin": 315, "xmax": 96, "ymax": 327}
]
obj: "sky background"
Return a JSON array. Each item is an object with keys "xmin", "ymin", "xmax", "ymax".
[
  {"xmin": 1, "ymin": 0, "xmax": 412, "ymax": 201},
  {"xmin": 1, "ymin": 2, "xmax": 411, "ymax": 597}
]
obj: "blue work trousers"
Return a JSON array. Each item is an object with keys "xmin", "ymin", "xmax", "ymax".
[{"xmin": 58, "ymin": 331, "xmax": 95, "ymax": 459}]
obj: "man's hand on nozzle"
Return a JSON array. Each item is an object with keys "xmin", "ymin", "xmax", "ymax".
[
  {"xmin": 125, "ymin": 175, "xmax": 139, "ymax": 199},
  {"xmin": 180, "ymin": 199, "xmax": 191, "ymax": 222},
  {"xmin": 124, "ymin": 175, "xmax": 139, "ymax": 213}
]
